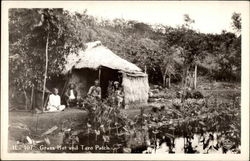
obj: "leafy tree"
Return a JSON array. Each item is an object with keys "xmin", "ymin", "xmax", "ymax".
[
  {"xmin": 9, "ymin": 9, "xmax": 43, "ymax": 109},
  {"xmin": 231, "ymin": 12, "xmax": 241, "ymax": 35},
  {"xmin": 214, "ymin": 32, "xmax": 240, "ymax": 81},
  {"xmin": 183, "ymin": 14, "xmax": 195, "ymax": 29},
  {"xmin": 9, "ymin": 9, "xmax": 87, "ymax": 109}
]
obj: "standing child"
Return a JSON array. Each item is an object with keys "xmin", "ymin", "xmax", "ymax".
[{"xmin": 113, "ymin": 81, "xmax": 124, "ymax": 108}]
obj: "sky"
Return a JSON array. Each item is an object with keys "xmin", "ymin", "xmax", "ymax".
[{"xmin": 66, "ymin": 1, "xmax": 246, "ymax": 34}]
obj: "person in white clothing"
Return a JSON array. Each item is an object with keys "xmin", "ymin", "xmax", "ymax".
[{"xmin": 45, "ymin": 88, "xmax": 65, "ymax": 112}]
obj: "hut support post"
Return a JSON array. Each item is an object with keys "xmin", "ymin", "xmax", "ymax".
[
  {"xmin": 98, "ymin": 67, "xmax": 102, "ymax": 98},
  {"xmin": 98, "ymin": 67, "xmax": 101, "ymax": 84}
]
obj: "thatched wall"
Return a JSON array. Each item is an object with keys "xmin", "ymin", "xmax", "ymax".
[{"xmin": 122, "ymin": 73, "xmax": 149, "ymax": 105}]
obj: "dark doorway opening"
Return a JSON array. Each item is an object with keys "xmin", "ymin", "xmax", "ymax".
[
  {"xmin": 100, "ymin": 66, "xmax": 122, "ymax": 99},
  {"xmin": 70, "ymin": 68, "xmax": 99, "ymax": 98}
]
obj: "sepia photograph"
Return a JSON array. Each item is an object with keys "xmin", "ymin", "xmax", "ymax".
[{"xmin": 1, "ymin": 1, "xmax": 249, "ymax": 160}]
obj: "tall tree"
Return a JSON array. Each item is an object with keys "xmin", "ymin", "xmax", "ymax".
[
  {"xmin": 9, "ymin": 9, "xmax": 87, "ymax": 109},
  {"xmin": 231, "ymin": 12, "xmax": 241, "ymax": 35}
]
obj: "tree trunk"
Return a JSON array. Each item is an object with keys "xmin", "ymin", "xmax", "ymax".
[
  {"xmin": 181, "ymin": 65, "xmax": 190, "ymax": 103},
  {"xmin": 166, "ymin": 78, "xmax": 169, "ymax": 88},
  {"xmin": 61, "ymin": 74, "xmax": 70, "ymax": 96},
  {"xmin": 162, "ymin": 67, "xmax": 168, "ymax": 87},
  {"xmin": 194, "ymin": 64, "xmax": 197, "ymax": 89},
  {"xmin": 22, "ymin": 86, "xmax": 28, "ymax": 110},
  {"xmin": 162, "ymin": 75, "xmax": 166, "ymax": 87},
  {"xmin": 181, "ymin": 68, "xmax": 186, "ymax": 102},
  {"xmin": 30, "ymin": 85, "xmax": 34, "ymax": 110},
  {"xmin": 169, "ymin": 74, "xmax": 171, "ymax": 88},
  {"xmin": 41, "ymin": 32, "xmax": 49, "ymax": 109}
]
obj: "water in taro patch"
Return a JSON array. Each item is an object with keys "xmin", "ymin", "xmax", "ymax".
[
  {"xmin": 158, "ymin": 132, "xmax": 239, "ymax": 154},
  {"xmin": 140, "ymin": 96, "xmax": 241, "ymax": 154},
  {"xmin": 61, "ymin": 127, "xmax": 239, "ymax": 154}
]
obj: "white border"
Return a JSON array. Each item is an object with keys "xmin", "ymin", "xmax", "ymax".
[{"xmin": 1, "ymin": 1, "xmax": 249, "ymax": 160}]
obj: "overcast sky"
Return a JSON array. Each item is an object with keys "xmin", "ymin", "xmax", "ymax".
[{"xmin": 67, "ymin": 1, "xmax": 246, "ymax": 34}]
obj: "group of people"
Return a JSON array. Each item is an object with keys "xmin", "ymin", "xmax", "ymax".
[{"xmin": 44, "ymin": 79, "xmax": 124, "ymax": 112}]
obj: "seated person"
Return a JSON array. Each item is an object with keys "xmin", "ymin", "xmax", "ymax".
[
  {"xmin": 87, "ymin": 80, "xmax": 101, "ymax": 99},
  {"xmin": 45, "ymin": 88, "xmax": 65, "ymax": 112},
  {"xmin": 113, "ymin": 81, "xmax": 124, "ymax": 108},
  {"xmin": 65, "ymin": 83, "xmax": 78, "ymax": 107}
]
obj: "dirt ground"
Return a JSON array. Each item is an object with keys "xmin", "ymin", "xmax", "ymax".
[
  {"xmin": 9, "ymin": 109, "xmax": 87, "ymax": 140},
  {"xmin": 9, "ymin": 107, "xmax": 152, "ymax": 134}
]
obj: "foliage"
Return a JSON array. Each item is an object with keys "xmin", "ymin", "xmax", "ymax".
[
  {"xmin": 9, "ymin": 9, "xmax": 241, "ymax": 92},
  {"xmin": 8, "ymin": 9, "xmax": 242, "ymax": 154},
  {"xmin": 133, "ymin": 94, "xmax": 241, "ymax": 153},
  {"xmin": 59, "ymin": 92, "xmax": 241, "ymax": 153},
  {"xmin": 9, "ymin": 9, "xmax": 91, "ymax": 108},
  {"xmin": 9, "ymin": 9, "xmax": 241, "ymax": 107},
  {"xmin": 203, "ymin": 32, "xmax": 241, "ymax": 81},
  {"xmin": 231, "ymin": 12, "xmax": 241, "ymax": 34}
]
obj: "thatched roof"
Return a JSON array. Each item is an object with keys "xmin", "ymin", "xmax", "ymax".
[{"xmin": 63, "ymin": 41, "xmax": 142, "ymax": 74}]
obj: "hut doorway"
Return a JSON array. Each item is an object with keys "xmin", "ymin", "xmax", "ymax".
[
  {"xmin": 67, "ymin": 67, "xmax": 121, "ymax": 99},
  {"xmin": 100, "ymin": 66, "xmax": 121, "ymax": 98},
  {"xmin": 68, "ymin": 68, "xmax": 99, "ymax": 98}
]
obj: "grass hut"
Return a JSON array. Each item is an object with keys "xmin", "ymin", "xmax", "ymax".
[{"xmin": 63, "ymin": 41, "xmax": 149, "ymax": 105}]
